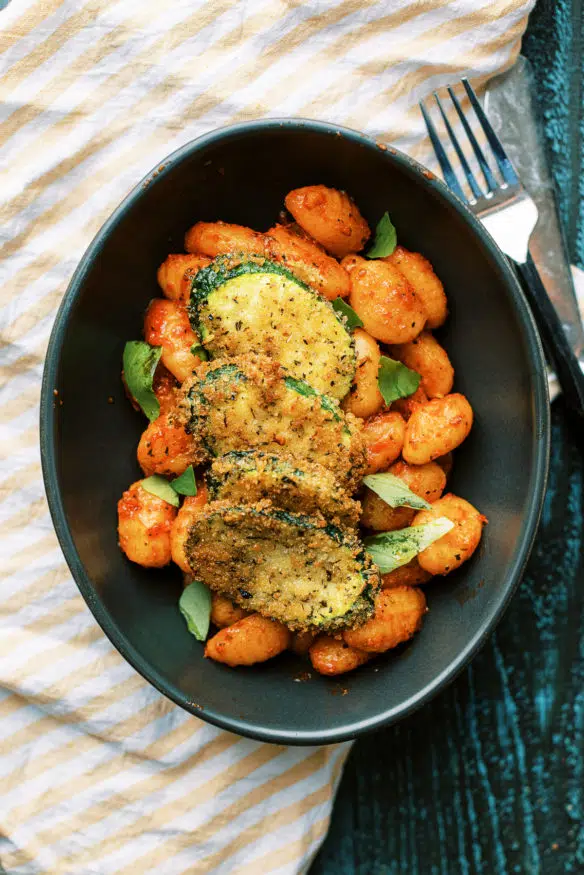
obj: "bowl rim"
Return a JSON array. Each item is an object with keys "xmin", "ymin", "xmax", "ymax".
[{"xmin": 40, "ymin": 117, "xmax": 550, "ymax": 745}]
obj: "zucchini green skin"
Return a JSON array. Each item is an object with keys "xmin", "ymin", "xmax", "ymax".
[
  {"xmin": 206, "ymin": 449, "xmax": 360, "ymax": 527},
  {"xmin": 189, "ymin": 256, "xmax": 310, "ymax": 310},
  {"xmin": 181, "ymin": 354, "xmax": 366, "ymax": 488},
  {"xmin": 184, "ymin": 501, "xmax": 379, "ymax": 631},
  {"xmin": 188, "ymin": 257, "xmax": 355, "ymax": 400},
  {"xmin": 283, "ymin": 376, "xmax": 341, "ymax": 419},
  {"xmin": 183, "ymin": 361, "xmax": 244, "ymax": 455}
]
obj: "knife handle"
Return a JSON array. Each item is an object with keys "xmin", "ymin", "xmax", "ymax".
[{"xmin": 516, "ymin": 253, "xmax": 584, "ymax": 425}]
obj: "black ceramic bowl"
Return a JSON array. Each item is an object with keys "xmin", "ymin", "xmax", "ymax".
[{"xmin": 41, "ymin": 119, "xmax": 549, "ymax": 744}]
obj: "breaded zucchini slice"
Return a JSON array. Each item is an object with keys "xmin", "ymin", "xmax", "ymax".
[
  {"xmin": 180, "ymin": 354, "xmax": 366, "ymax": 488},
  {"xmin": 188, "ymin": 256, "xmax": 355, "ymax": 399},
  {"xmin": 207, "ymin": 450, "xmax": 360, "ymax": 527},
  {"xmin": 184, "ymin": 501, "xmax": 380, "ymax": 631}
]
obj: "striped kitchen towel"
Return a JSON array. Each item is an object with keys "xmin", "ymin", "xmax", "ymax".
[{"xmin": 0, "ymin": 1, "xmax": 536, "ymax": 873}]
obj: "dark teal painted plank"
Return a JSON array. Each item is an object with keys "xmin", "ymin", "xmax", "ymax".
[
  {"xmin": 523, "ymin": 0, "xmax": 584, "ymax": 269},
  {"xmin": 311, "ymin": 3, "xmax": 584, "ymax": 872}
]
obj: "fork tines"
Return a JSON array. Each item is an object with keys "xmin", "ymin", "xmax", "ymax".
[{"xmin": 420, "ymin": 78, "xmax": 519, "ymax": 203}]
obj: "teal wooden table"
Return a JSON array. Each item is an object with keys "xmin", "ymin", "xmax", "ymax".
[{"xmin": 311, "ymin": 3, "xmax": 584, "ymax": 873}]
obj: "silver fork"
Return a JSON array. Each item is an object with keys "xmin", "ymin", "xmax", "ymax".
[{"xmin": 420, "ymin": 78, "xmax": 584, "ymax": 425}]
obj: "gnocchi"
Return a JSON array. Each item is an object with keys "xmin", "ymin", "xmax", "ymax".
[
  {"xmin": 267, "ymin": 223, "xmax": 351, "ymax": 300},
  {"xmin": 343, "ymin": 254, "xmax": 426, "ymax": 344},
  {"xmin": 210, "ymin": 593, "xmax": 250, "ymax": 628},
  {"xmin": 291, "ymin": 630, "xmax": 318, "ymax": 656},
  {"xmin": 205, "ymin": 615, "xmax": 291, "ymax": 667},
  {"xmin": 403, "ymin": 394, "xmax": 473, "ymax": 465},
  {"xmin": 362, "ymin": 411, "xmax": 406, "ymax": 474},
  {"xmin": 309, "ymin": 636, "xmax": 371, "ymax": 676},
  {"xmin": 285, "ymin": 185, "xmax": 370, "ymax": 258},
  {"xmin": 388, "ymin": 459, "xmax": 446, "ymax": 504},
  {"xmin": 137, "ymin": 412, "xmax": 201, "ymax": 478},
  {"xmin": 360, "ymin": 460, "xmax": 445, "ymax": 532},
  {"xmin": 413, "ymin": 494, "xmax": 486, "ymax": 575},
  {"xmin": 144, "ymin": 299, "xmax": 205, "ymax": 384},
  {"xmin": 360, "ymin": 491, "xmax": 415, "ymax": 532},
  {"xmin": 385, "ymin": 245, "xmax": 448, "ymax": 329},
  {"xmin": 381, "ymin": 560, "xmax": 433, "ymax": 589},
  {"xmin": 343, "ymin": 587, "xmax": 427, "ymax": 653},
  {"xmin": 390, "ymin": 332, "xmax": 454, "ymax": 399},
  {"xmin": 118, "ymin": 480, "xmax": 176, "ymax": 568},
  {"xmin": 390, "ymin": 385, "xmax": 428, "ymax": 421},
  {"xmin": 342, "ymin": 328, "xmax": 384, "ymax": 419},
  {"xmin": 185, "ymin": 221, "xmax": 269, "ymax": 258},
  {"xmin": 152, "ymin": 364, "xmax": 178, "ymax": 415},
  {"xmin": 157, "ymin": 253, "xmax": 211, "ymax": 304}
]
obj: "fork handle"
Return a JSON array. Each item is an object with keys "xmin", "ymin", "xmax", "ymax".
[{"xmin": 516, "ymin": 253, "xmax": 584, "ymax": 423}]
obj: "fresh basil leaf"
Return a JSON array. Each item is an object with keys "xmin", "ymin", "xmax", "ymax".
[
  {"xmin": 179, "ymin": 580, "xmax": 212, "ymax": 641},
  {"xmin": 172, "ymin": 465, "xmax": 197, "ymax": 497},
  {"xmin": 364, "ymin": 517, "xmax": 455, "ymax": 573},
  {"xmin": 366, "ymin": 212, "xmax": 397, "ymax": 259},
  {"xmin": 141, "ymin": 475, "xmax": 179, "ymax": 507},
  {"xmin": 377, "ymin": 355, "xmax": 420, "ymax": 406},
  {"xmin": 191, "ymin": 343, "xmax": 209, "ymax": 361},
  {"xmin": 363, "ymin": 472, "xmax": 431, "ymax": 510},
  {"xmin": 123, "ymin": 341, "xmax": 162, "ymax": 421},
  {"xmin": 331, "ymin": 298, "xmax": 364, "ymax": 330}
]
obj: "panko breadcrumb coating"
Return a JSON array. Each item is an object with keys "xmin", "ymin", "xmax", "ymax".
[
  {"xmin": 179, "ymin": 353, "xmax": 366, "ymax": 489},
  {"xmin": 206, "ymin": 450, "xmax": 360, "ymax": 528},
  {"xmin": 183, "ymin": 500, "xmax": 380, "ymax": 632}
]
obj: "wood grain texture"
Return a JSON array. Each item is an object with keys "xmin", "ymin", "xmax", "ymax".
[
  {"xmin": 522, "ymin": 0, "xmax": 584, "ymax": 270},
  {"xmin": 311, "ymin": 5, "xmax": 584, "ymax": 873}
]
